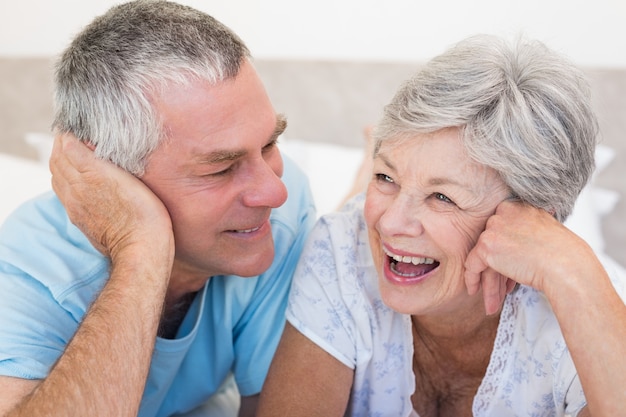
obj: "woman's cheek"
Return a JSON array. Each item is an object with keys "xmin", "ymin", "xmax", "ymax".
[
  {"xmin": 448, "ymin": 215, "xmax": 488, "ymax": 258},
  {"xmin": 363, "ymin": 189, "xmax": 382, "ymax": 228}
]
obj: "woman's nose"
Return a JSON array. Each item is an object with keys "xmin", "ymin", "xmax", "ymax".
[{"xmin": 378, "ymin": 195, "xmax": 425, "ymax": 237}]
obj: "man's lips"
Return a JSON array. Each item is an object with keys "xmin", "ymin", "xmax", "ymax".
[
  {"xmin": 225, "ymin": 219, "xmax": 270, "ymax": 236},
  {"xmin": 229, "ymin": 225, "xmax": 262, "ymax": 233}
]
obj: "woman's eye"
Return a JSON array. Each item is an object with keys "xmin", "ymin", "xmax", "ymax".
[
  {"xmin": 434, "ymin": 192, "xmax": 454, "ymax": 204},
  {"xmin": 375, "ymin": 173, "xmax": 394, "ymax": 183}
]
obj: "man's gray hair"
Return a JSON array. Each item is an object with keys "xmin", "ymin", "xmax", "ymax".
[
  {"xmin": 53, "ymin": 0, "xmax": 250, "ymax": 175},
  {"xmin": 374, "ymin": 34, "xmax": 598, "ymax": 222}
]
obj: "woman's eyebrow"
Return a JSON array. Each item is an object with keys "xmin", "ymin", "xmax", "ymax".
[
  {"xmin": 376, "ymin": 152, "xmax": 397, "ymax": 172},
  {"xmin": 377, "ymin": 151, "xmax": 479, "ymax": 192}
]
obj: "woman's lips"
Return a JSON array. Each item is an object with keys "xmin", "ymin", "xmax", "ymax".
[{"xmin": 382, "ymin": 245, "xmax": 440, "ymax": 285}]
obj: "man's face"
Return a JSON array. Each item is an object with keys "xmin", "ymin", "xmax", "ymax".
[{"xmin": 140, "ymin": 61, "xmax": 288, "ymax": 283}]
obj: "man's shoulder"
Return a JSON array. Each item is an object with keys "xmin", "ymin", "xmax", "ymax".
[
  {"xmin": 270, "ymin": 154, "xmax": 316, "ymax": 232},
  {"xmin": 0, "ymin": 192, "xmax": 108, "ymax": 305}
]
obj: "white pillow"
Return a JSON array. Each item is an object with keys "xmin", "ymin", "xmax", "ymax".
[
  {"xmin": 279, "ymin": 138, "xmax": 364, "ymax": 216},
  {"xmin": 564, "ymin": 144, "xmax": 619, "ymax": 254}
]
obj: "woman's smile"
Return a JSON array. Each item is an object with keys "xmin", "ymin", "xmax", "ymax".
[{"xmin": 383, "ymin": 245, "xmax": 440, "ymax": 285}]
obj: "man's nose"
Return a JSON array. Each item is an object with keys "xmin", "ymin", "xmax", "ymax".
[{"xmin": 242, "ymin": 159, "xmax": 288, "ymax": 208}]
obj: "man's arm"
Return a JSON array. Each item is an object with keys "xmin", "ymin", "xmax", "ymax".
[
  {"xmin": 0, "ymin": 135, "xmax": 174, "ymax": 416},
  {"xmin": 0, "ymin": 378, "xmax": 37, "ymax": 415},
  {"xmin": 5, "ymin": 255, "xmax": 170, "ymax": 416}
]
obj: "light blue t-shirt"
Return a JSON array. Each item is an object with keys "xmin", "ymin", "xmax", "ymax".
[{"xmin": 0, "ymin": 155, "xmax": 316, "ymax": 417}]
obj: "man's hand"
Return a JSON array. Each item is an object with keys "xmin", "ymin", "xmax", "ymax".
[{"xmin": 49, "ymin": 133, "xmax": 174, "ymax": 263}]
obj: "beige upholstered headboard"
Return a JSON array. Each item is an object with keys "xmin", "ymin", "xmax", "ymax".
[{"xmin": 1, "ymin": 57, "xmax": 624, "ymax": 266}]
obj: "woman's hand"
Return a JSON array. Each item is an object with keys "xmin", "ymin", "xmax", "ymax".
[
  {"xmin": 464, "ymin": 199, "xmax": 596, "ymax": 313},
  {"xmin": 465, "ymin": 199, "xmax": 626, "ymax": 416}
]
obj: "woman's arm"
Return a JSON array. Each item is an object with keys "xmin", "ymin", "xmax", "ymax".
[
  {"xmin": 465, "ymin": 200, "xmax": 626, "ymax": 416},
  {"xmin": 257, "ymin": 322, "xmax": 354, "ymax": 417}
]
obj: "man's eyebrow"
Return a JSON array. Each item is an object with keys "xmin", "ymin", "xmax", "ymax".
[
  {"xmin": 194, "ymin": 114, "xmax": 288, "ymax": 165},
  {"xmin": 273, "ymin": 113, "xmax": 287, "ymax": 140},
  {"xmin": 200, "ymin": 149, "xmax": 245, "ymax": 165}
]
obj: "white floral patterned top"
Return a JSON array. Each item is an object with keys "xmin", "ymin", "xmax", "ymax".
[{"xmin": 286, "ymin": 194, "xmax": 625, "ymax": 417}]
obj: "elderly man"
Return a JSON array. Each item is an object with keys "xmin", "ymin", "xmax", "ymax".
[{"xmin": 0, "ymin": 1, "xmax": 315, "ymax": 416}]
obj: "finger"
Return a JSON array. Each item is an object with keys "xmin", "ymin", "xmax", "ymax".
[
  {"xmin": 465, "ymin": 269, "xmax": 482, "ymax": 296},
  {"xmin": 506, "ymin": 278, "xmax": 516, "ymax": 294},
  {"xmin": 464, "ymin": 245, "xmax": 489, "ymax": 295},
  {"xmin": 61, "ymin": 134, "xmax": 96, "ymax": 172},
  {"xmin": 49, "ymin": 134, "xmax": 64, "ymax": 178},
  {"xmin": 50, "ymin": 135, "xmax": 75, "ymax": 199},
  {"xmin": 50, "ymin": 133, "xmax": 82, "ymax": 178},
  {"xmin": 480, "ymin": 268, "xmax": 508, "ymax": 315}
]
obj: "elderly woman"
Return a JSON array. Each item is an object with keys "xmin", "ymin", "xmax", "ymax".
[{"xmin": 257, "ymin": 35, "xmax": 626, "ymax": 416}]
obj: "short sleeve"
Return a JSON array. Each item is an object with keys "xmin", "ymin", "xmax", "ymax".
[
  {"xmin": 286, "ymin": 213, "xmax": 364, "ymax": 369},
  {"xmin": 0, "ymin": 267, "xmax": 77, "ymax": 379},
  {"xmin": 0, "ymin": 194, "xmax": 105, "ymax": 380}
]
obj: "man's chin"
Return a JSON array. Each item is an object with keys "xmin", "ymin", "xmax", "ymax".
[{"xmin": 229, "ymin": 248, "xmax": 275, "ymax": 278}]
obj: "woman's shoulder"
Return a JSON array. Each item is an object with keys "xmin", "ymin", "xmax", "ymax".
[
  {"xmin": 310, "ymin": 193, "xmax": 374, "ymax": 278},
  {"xmin": 317, "ymin": 193, "xmax": 368, "ymax": 243},
  {"xmin": 291, "ymin": 191, "xmax": 384, "ymax": 321}
]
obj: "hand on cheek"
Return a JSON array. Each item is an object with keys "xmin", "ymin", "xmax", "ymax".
[{"xmin": 464, "ymin": 200, "xmax": 542, "ymax": 314}]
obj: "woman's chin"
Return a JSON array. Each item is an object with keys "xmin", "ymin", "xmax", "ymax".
[{"xmin": 378, "ymin": 280, "xmax": 427, "ymax": 315}]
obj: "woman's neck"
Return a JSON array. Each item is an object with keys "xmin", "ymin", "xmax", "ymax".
[{"xmin": 410, "ymin": 303, "xmax": 502, "ymax": 370}]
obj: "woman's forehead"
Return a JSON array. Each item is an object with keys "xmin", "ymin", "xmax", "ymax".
[{"xmin": 375, "ymin": 130, "xmax": 504, "ymax": 191}]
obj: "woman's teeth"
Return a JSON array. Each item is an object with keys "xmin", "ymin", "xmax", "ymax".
[{"xmin": 383, "ymin": 247, "xmax": 435, "ymax": 265}]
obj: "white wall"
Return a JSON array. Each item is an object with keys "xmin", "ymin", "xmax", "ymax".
[{"xmin": 1, "ymin": 0, "xmax": 625, "ymax": 67}]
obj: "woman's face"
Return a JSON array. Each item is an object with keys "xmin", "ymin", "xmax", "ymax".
[{"xmin": 364, "ymin": 127, "xmax": 510, "ymax": 316}]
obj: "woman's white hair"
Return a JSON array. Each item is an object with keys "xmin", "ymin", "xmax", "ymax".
[
  {"xmin": 374, "ymin": 34, "xmax": 598, "ymax": 222},
  {"xmin": 53, "ymin": 0, "xmax": 250, "ymax": 176}
]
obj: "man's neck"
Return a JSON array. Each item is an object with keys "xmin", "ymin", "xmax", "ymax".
[
  {"xmin": 159, "ymin": 267, "xmax": 211, "ymax": 339},
  {"xmin": 158, "ymin": 291, "xmax": 198, "ymax": 339}
]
